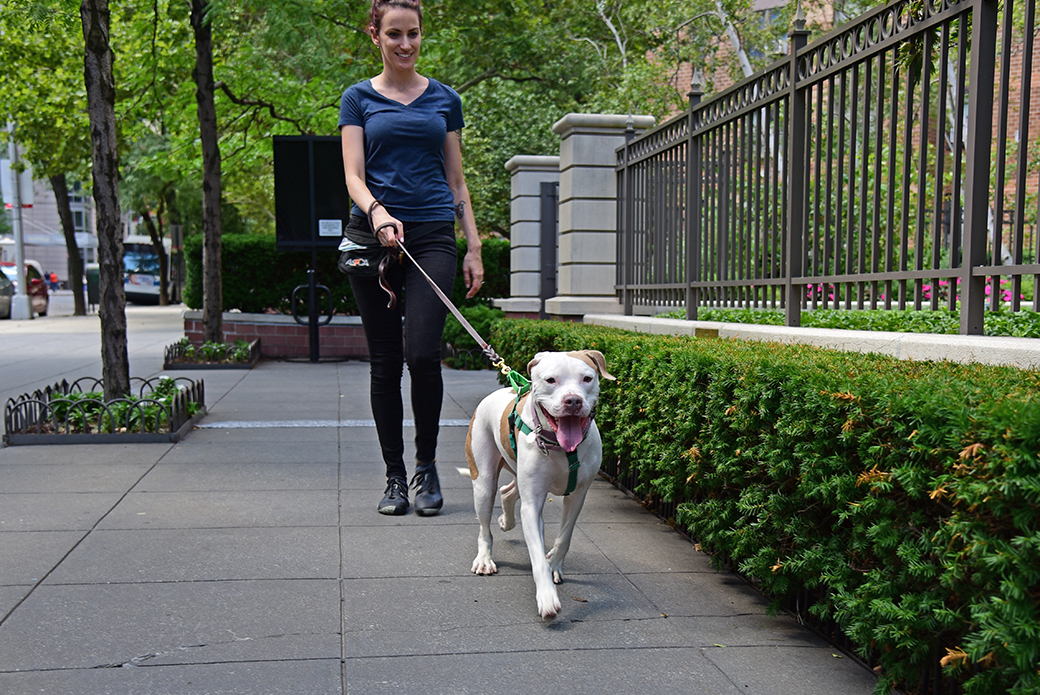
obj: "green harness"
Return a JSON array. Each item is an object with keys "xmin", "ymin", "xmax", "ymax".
[{"xmin": 504, "ymin": 370, "xmax": 581, "ymax": 497}]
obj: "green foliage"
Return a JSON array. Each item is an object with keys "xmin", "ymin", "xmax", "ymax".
[
  {"xmin": 182, "ymin": 233, "xmax": 358, "ymax": 314},
  {"xmin": 459, "ymin": 80, "xmax": 568, "ymax": 234},
  {"xmin": 442, "ymin": 304, "xmax": 505, "ymax": 369},
  {"xmin": 661, "ymin": 306, "xmax": 1040, "ymax": 338},
  {"xmin": 4, "ymin": 0, "xmax": 783, "ymax": 245},
  {"xmin": 451, "ymin": 236, "xmax": 509, "ymax": 307},
  {"xmin": 183, "ymin": 234, "xmax": 510, "ymax": 316},
  {"xmin": 489, "ymin": 319, "xmax": 1040, "ymax": 694},
  {"xmin": 45, "ymin": 377, "xmax": 201, "ymax": 434},
  {"xmin": 0, "ymin": 2, "xmax": 91, "ymax": 181},
  {"xmin": 174, "ymin": 337, "xmax": 252, "ymax": 363},
  {"xmin": 442, "ymin": 305, "xmax": 504, "ymax": 351}
]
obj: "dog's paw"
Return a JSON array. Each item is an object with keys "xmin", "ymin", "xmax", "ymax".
[
  {"xmin": 497, "ymin": 512, "xmax": 515, "ymax": 532},
  {"xmin": 471, "ymin": 556, "xmax": 498, "ymax": 575},
  {"xmin": 546, "ymin": 548, "xmax": 564, "ymax": 584},
  {"xmin": 536, "ymin": 589, "xmax": 562, "ymax": 619}
]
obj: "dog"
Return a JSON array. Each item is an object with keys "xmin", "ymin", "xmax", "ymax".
[{"xmin": 465, "ymin": 350, "xmax": 615, "ymax": 618}]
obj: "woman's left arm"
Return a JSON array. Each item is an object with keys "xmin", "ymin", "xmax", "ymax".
[{"xmin": 444, "ymin": 129, "xmax": 483, "ymax": 299}]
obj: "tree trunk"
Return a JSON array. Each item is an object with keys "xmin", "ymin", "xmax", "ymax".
[
  {"xmin": 191, "ymin": 0, "xmax": 223, "ymax": 343},
  {"xmin": 163, "ymin": 187, "xmax": 183, "ymax": 303},
  {"xmin": 48, "ymin": 173, "xmax": 87, "ymax": 316},
  {"xmin": 81, "ymin": 0, "xmax": 129, "ymax": 400},
  {"xmin": 139, "ymin": 205, "xmax": 170, "ymax": 305}
]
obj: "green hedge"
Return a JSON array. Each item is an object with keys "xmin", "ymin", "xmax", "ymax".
[
  {"xmin": 183, "ymin": 233, "xmax": 510, "ymax": 314},
  {"xmin": 662, "ymin": 306, "xmax": 1040, "ymax": 338},
  {"xmin": 489, "ymin": 319, "xmax": 1040, "ymax": 695}
]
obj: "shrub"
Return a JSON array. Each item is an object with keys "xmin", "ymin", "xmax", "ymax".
[
  {"xmin": 443, "ymin": 304, "xmax": 505, "ymax": 350},
  {"xmin": 184, "ymin": 234, "xmax": 510, "ymax": 318},
  {"xmin": 451, "ymin": 236, "xmax": 510, "ymax": 307},
  {"xmin": 172, "ymin": 338, "xmax": 253, "ymax": 363},
  {"xmin": 488, "ymin": 318, "xmax": 1040, "ymax": 695},
  {"xmin": 442, "ymin": 304, "xmax": 505, "ymax": 369},
  {"xmin": 661, "ymin": 306, "xmax": 1040, "ymax": 338}
]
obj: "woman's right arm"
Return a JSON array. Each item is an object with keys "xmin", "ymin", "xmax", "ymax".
[{"xmin": 341, "ymin": 124, "xmax": 402, "ymax": 245}]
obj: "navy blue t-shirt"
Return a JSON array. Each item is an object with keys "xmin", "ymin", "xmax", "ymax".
[{"xmin": 339, "ymin": 78, "xmax": 464, "ymax": 223}]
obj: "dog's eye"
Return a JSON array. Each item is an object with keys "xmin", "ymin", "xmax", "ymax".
[
  {"xmin": 583, "ymin": 375, "xmax": 593, "ymax": 383},
  {"xmin": 545, "ymin": 377, "xmax": 556, "ymax": 384}
]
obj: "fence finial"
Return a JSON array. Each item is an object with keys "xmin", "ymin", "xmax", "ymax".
[
  {"xmin": 686, "ymin": 68, "xmax": 703, "ymax": 105},
  {"xmin": 793, "ymin": 0, "xmax": 806, "ymax": 31}
]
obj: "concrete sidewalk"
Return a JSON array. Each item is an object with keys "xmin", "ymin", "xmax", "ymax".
[{"xmin": 0, "ymin": 306, "xmax": 881, "ymax": 694}]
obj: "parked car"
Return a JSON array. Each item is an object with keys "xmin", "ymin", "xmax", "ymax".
[
  {"xmin": 0, "ymin": 267, "xmax": 13, "ymax": 319},
  {"xmin": 0, "ymin": 260, "xmax": 49, "ymax": 317}
]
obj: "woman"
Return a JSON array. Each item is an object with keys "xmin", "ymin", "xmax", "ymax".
[{"xmin": 339, "ymin": 0, "xmax": 483, "ymax": 516}]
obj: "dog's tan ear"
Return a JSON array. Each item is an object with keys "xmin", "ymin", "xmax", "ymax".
[
  {"xmin": 527, "ymin": 351, "xmax": 548, "ymax": 375},
  {"xmin": 567, "ymin": 350, "xmax": 616, "ymax": 381}
]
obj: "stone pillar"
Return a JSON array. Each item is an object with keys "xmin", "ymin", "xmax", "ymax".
[
  {"xmin": 495, "ymin": 155, "xmax": 559, "ymax": 319},
  {"xmin": 544, "ymin": 113, "xmax": 655, "ymax": 320}
]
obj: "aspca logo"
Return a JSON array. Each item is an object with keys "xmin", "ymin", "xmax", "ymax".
[{"xmin": 344, "ymin": 257, "xmax": 370, "ymax": 268}]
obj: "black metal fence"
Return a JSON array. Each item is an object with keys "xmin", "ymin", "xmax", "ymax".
[
  {"xmin": 617, "ymin": 0, "xmax": 1040, "ymax": 334},
  {"xmin": 3, "ymin": 376, "xmax": 205, "ymax": 445}
]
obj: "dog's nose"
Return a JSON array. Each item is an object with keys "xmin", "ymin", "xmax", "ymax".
[{"xmin": 562, "ymin": 394, "xmax": 584, "ymax": 410}]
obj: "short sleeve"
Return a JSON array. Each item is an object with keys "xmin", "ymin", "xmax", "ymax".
[
  {"xmin": 446, "ymin": 86, "xmax": 464, "ymax": 132},
  {"xmin": 339, "ymin": 85, "xmax": 365, "ymax": 128}
]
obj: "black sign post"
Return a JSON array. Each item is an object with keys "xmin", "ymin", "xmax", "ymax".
[{"xmin": 273, "ymin": 135, "xmax": 350, "ymax": 362}]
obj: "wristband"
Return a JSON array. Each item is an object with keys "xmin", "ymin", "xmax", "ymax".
[{"xmin": 367, "ymin": 199, "xmax": 383, "ymax": 223}]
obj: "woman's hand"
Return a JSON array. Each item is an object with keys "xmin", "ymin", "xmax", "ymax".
[
  {"xmin": 463, "ymin": 244, "xmax": 484, "ymax": 299},
  {"xmin": 370, "ymin": 204, "xmax": 404, "ymax": 247}
]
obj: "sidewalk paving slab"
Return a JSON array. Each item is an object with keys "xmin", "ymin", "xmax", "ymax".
[
  {"xmin": 47, "ymin": 527, "xmax": 340, "ymax": 584},
  {"xmin": 1, "ymin": 660, "xmax": 344, "ymax": 695},
  {"xmin": 0, "ymin": 580, "xmax": 341, "ymax": 671}
]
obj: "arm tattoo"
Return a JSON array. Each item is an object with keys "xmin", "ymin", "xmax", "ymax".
[{"xmin": 455, "ymin": 200, "xmax": 467, "ymax": 221}]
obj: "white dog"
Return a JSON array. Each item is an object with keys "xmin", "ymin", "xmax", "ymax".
[{"xmin": 466, "ymin": 350, "xmax": 615, "ymax": 618}]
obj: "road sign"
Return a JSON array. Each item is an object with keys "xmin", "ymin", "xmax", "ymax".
[{"xmin": 1, "ymin": 158, "xmax": 34, "ymax": 208}]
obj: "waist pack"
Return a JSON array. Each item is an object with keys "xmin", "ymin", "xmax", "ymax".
[
  {"xmin": 337, "ymin": 238, "xmax": 387, "ymax": 277},
  {"xmin": 337, "ymin": 214, "xmax": 387, "ymax": 277}
]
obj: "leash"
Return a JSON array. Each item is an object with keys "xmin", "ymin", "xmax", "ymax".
[
  {"xmin": 391, "ymin": 239, "xmax": 581, "ymax": 495},
  {"xmin": 392, "ymin": 240, "xmax": 518, "ymax": 376}
]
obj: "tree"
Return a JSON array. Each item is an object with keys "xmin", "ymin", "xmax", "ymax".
[
  {"xmin": 8, "ymin": 0, "xmax": 784, "ymax": 320},
  {"xmin": 81, "ymin": 0, "xmax": 129, "ymax": 399},
  {"xmin": 0, "ymin": 3, "xmax": 93, "ymax": 316},
  {"xmin": 191, "ymin": 0, "xmax": 223, "ymax": 342},
  {"xmin": 49, "ymin": 172, "xmax": 87, "ymax": 314},
  {"xmin": 115, "ymin": 1, "xmax": 198, "ymax": 307},
  {"xmin": 421, "ymin": 0, "xmax": 764, "ymax": 233}
]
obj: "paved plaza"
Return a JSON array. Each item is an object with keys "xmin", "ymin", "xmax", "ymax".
[{"xmin": 0, "ymin": 294, "xmax": 881, "ymax": 693}]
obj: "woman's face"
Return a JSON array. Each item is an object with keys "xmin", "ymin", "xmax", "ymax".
[{"xmin": 373, "ymin": 8, "xmax": 422, "ymax": 73}]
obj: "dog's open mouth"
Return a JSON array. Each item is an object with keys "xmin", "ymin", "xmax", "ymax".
[{"xmin": 540, "ymin": 405, "xmax": 588, "ymax": 453}]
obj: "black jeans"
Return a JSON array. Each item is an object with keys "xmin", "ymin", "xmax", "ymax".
[{"xmin": 347, "ymin": 227, "xmax": 457, "ymax": 481}]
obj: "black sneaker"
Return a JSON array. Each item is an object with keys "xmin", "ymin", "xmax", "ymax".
[
  {"xmin": 378, "ymin": 477, "xmax": 410, "ymax": 516},
  {"xmin": 411, "ymin": 462, "xmax": 443, "ymax": 517}
]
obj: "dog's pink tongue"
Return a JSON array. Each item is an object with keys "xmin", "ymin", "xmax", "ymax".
[{"xmin": 556, "ymin": 416, "xmax": 585, "ymax": 452}]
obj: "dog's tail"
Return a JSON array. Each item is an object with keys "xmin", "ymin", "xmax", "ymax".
[{"xmin": 464, "ymin": 410, "xmax": 479, "ymax": 480}]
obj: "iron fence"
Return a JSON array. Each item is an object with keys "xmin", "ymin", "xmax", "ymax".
[
  {"xmin": 617, "ymin": 0, "xmax": 1040, "ymax": 334},
  {"xmin": 3, "ymin": 376, "xmax": 205, "ymax": 445}
]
